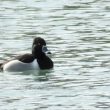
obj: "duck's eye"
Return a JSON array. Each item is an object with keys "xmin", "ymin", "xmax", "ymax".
[{"xmin": 38, "ymin": 43, "xmax": 41, "ymax": 45}]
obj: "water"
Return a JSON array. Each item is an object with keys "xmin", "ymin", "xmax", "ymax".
[{"xmin": 0, "ymin": 0, "xmax": 110, "ymax": 109}]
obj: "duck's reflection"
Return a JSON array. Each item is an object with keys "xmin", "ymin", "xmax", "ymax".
[{"xmin": 20, "ymin": 69, "xmax": 53, "ymax": 82}]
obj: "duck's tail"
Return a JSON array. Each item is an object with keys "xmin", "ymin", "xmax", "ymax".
[{"xmin": 0, "ymin": 63, "xmax": 3, "ymax": 71}]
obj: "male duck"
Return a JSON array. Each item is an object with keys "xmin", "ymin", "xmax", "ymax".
[{"xmin": 0, "ymin": 37, "xmax": 53, "ymax": 72}]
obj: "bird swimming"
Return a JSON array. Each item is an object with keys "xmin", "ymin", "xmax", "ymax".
[{"xmin": 0, "ymin": 37, "xmax": 53, "ymax": 72}]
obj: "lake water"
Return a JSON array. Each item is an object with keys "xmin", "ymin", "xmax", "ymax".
[{"xmin": 0, "ymin": 0, "xmax": 110, "ymax": 109}]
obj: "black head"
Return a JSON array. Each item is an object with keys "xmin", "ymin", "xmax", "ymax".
[
  {"xmin": 32, "ymin": 37, "xmax": 46, "ymax": 47},
  {"xmin": 32, "ymin": 37, "xmax": 51, "ymax": 58}
]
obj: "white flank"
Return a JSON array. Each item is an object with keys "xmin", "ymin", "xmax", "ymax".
[{"xmin": 3, "ymin": 59, "xmax": 40, "ymax": 72}]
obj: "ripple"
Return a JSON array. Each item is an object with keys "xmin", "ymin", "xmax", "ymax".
[{"xmin": 0, "ymin": 0, "xmax": 110, "ymax": 110}]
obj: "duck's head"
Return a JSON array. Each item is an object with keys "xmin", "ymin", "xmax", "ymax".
[{"xmin": 32, "ymin": 37, "xmax": 51, "ymax": 58}]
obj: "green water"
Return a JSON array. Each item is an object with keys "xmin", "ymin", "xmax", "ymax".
[{"xmin": 0, "ymin": 0, "xmax": 110, "ymax": 109}]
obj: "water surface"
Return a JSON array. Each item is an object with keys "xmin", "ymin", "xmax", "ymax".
[{"xmin": 0, "ymin": 0, "xmax": 110, "ymax": 110}]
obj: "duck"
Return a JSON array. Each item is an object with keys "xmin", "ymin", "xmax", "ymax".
[{"xmin": 0, "ymin": 37, "xmax": 53, "ymax": 72}]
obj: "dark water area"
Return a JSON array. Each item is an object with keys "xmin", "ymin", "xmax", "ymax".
[{"xmin": 0, "ymin": 0, "xmax": 110, "ymax": 109}]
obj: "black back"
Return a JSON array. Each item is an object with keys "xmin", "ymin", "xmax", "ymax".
[{"xmin": 16, "ymin": 54, "xmax": 34, "ymax": 63}]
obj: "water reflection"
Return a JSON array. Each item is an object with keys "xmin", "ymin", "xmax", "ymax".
[
  {"xmin": 33, "ymin": 70, "xmax": 53, "ymax": 81},
  {"xmin": 13, "ymin": 69, "xmax": 54, "ymax": 82}
]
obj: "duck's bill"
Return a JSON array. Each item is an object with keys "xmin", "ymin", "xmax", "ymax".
[{"xmin": 42, "ymin": 46, "xmax": 52, "ymax": 55}]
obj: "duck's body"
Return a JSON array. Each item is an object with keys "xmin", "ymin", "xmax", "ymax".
[{"xmin": 0, "ymin": 37, "xmax": 53, "ymax": 72}]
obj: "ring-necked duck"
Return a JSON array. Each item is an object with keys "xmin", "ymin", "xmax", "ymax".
[{"xmin": 0, "ymin": 37, "xmax": 53, "ymax": 72}]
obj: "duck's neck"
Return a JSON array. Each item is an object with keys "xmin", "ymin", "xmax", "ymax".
[{"xmin": 33, "ymin": 52, "xmax": 46, "ymax": 59}]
